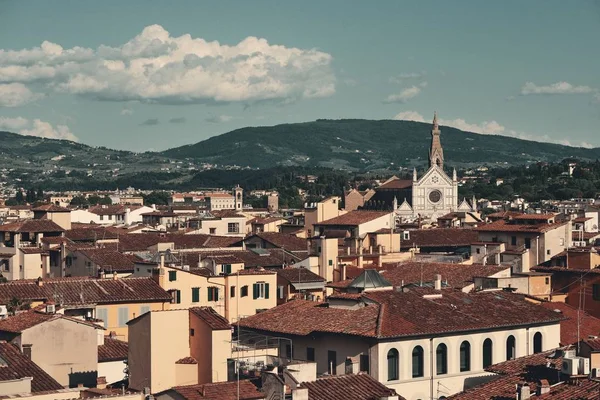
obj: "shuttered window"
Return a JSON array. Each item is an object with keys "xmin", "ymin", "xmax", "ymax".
[
  {"xmin": 118, "ymin": 307, "xmax": 129, "ymax": 327},
  {"xmin": 96, "ymin": 308, "xmax": 108, "ymax": 328},
  {"xmin": 192, "ymin": 287, "xmax": 200, "ymax": 303}
]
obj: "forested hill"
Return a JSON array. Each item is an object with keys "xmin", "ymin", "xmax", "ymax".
[{"xmin": 162, "ymin": 119, "xmax": 600, "ymax": 170}]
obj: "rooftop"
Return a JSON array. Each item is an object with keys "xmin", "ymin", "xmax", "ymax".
[
  {"xmin": 77, "ymin": 248, "xmax": 135, "ymax": 272},
  {"xmin": 0, "ymin": 309, "xmax": 102, "ymax": 333},
  {"xmin": 315, "ymin": 211, "xmax": 392, "ymax": 227},
  {"xmin": 190, "ymin": 307, "xmax": 230, "ymax": 330},
  {"xmin": 538, "ymin": 302, "xmax": 600, "ymax": 346},
  {"xmin": 0, "ymin": 219, "xmax": 64, "ymax": 233},
  {"xmin": 98, "ymin": 337, "xmax": 128, "ymax": 362},
  {"xmin": 475, "ymin": 219, "xmax": 567, "ymax": 234},
  {"xmin": 166, "ymin": 380, "xmax": 263, "ymax": 400},
  {"xmin": 277, "ymin": 267, "xmax": 325, "ymax": 284},
  {"xmin": 400, "ymin": 228, "xmax": 478, "ymax": 249},
  {"xmin": 299, "ymin": 373, "xmax": 402, "ymax": 400}
]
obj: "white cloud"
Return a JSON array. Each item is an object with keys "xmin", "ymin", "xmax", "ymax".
[
  {"xmin": 120, "ymin": 107, "xmax": 133, "ymax": 116},
  {"xmin": 205, "ymin": 115, "xmax": 233, "ymax": 123},
  {"xmin": 0, "ymin": 117, "xmax": 78, "ymax": 141},
  {"xmin": 520, "ymin": 81, "xmax": 596, "ymax": 95},
  {"xmin": 0, "ymin": 24, "xmax": 335, "ymax": 105},
  {"xmin": 389, "ymin": 71, "xmax": 426, "ymax": 83},
  {"xmin": 384, "ymin": 86, "xmax": 421, "ymax": 103},
  {"xmin": 0, "ymin": 83, "xmax": 43, "ymax": 107},
  {"xmin": 391, "ymin": 110, "xmax": 596, "ymax": 148}
]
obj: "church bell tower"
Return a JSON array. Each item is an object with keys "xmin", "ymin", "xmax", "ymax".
[{"xmin": 429, "ymin": 111, "xmax": 444, "ymax": 170}]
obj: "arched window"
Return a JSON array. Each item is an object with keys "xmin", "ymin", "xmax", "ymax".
[
  {"xmin": 412, "ymin": 346, "xmax": 424, "ymax": 378},
  {"xmin": 533, "ymin": 332, "xmax": 543, "ymax": 353},
  {"xmin": 506, "ymin": 336, "xmax": 516, "ymax": 360},
  {"xmin": 436, "ymin": 343, "xmax": 448, "ymax": 375},
  {"xmin": 459, "ymin": 341, "xmax": 471, "ymax": 372},
  {"xmin": 482, "ymin": 339, "xmax": 493, "ymax": 368},
  {"xmin": 387, "ymin": 349, "xmax": 399, "ymax": 381}
]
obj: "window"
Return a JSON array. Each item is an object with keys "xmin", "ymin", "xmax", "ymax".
[
  {"xmin": 594, "ymin": 284, "xmax": 600, "ymax": 301},
  {"xmin": 227, "ymin": 223, "xmax": 240, "ymax": 233},
  {"xmin": 140, "ymin": 305, "xmax": 151, "ymax": 315},
  {"xmin": 511, "ymin": 236, "xmax": 517, "ymax": 246},
  {"xmin": 22, "ymin": 344, "xmax": 32, "ymax": 359},
  {"xmin": 412, "ymin": 346, "xmax": 424, "ymax": 378},
  {"xmin": 221, "ymin": 264, "xmax": 232, "ymax": 274},
  {"xmin": 190, "ymin": 328, "xmax": 194, "ymax": 336},
  {"xmin": 208, "ymin": 287, "xmax": 219, "ymax": 302},
  {"xmin": 169, "ymin": 270, "xmax": 177, "ymax": 281},
  {"xmin": 506, "ymin": 335, "xmax": 516, "ymax": 360},
  {"xmin": 278, "ymin": 285, "xmax": 284, "ymax": 299},
  {"xmin": 192, "ymin": 287, "xmax": 200, "ymax": 303},
  {"xmin": 533, "ymin": 332, "xmax": 543, "ymax": 353},
  {"xmin": 100, "ymin": 215, "xmax": 104, "ymax": 221},
  {"xmin": 230, "ymin": 286, "xmax": 236, "ymax": 298},
  {"xmin": 328, "ymin": 350, "xmax": 337, "ymax": 375},
  {"xmin": 241, "ymin": 285, "xmax": 248, "ymax": 297},
  {"xmin": 209, "ymin": 228, "xmax": 216, "ymax": 234},
  {"xmin": 285, "ymin": 344, "xmax": 292, "ymax": 360},
  {"xmin": 360, "ymin": 354, "xmax": 369, "ymax": 373},
  {"xmin": 387, "ymin": 348, "xmax": 399, "ymax": 381},
  {"xmin": 476, "ymin": 248, "xmax": 480, "ymax": 254},
  {"xmin": 524, "ymin": 238, "xmax": 531, "ymax": 249},
  {"xmin": 253, "ymin": 282, "xmax": 270, "ymax": 299},
  {"xmin": 96, "ymin": 308, "xmax": 108, "ymax": 328},
  {"xmin": 436, "ymin": 343, "xmax": 448, "ymax": 375},
  {"xmin": 459, "ymin": 341, "xmax": 471, "ymax": 372},
  {"xmin": 328, "ymin": 259, "xmax": 333, "ymax": 266},
  {"xmin": 547, "ymin": 249, "xmax": 551, "ymax": 256},
  {"xmin": 118, "ymin": 307, "xmax": 129, "ymax": 327},
  {"xmin": 171, "ymin": 290, "xmax": 181, "ymax": 304},
  {"xmin": 307, "ymin": 347, "xmax": 315, "ymax": 362},
  {"xmin": 482, "ymin": 339, "xmax": 493, "ymax": 368},
  {"xmin": 545, "ymin": 277, "xmax": 550, "ymax": 285}
]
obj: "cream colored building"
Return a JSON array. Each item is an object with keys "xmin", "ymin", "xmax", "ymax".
[{"xmin": 304, "ymin": 197, "xmax": 345, "ymax": 237}]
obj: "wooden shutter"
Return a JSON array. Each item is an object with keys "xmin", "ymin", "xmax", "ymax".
[{"xmin": 265, "ymin": 283, "xmax": 270, "ymax": 299}]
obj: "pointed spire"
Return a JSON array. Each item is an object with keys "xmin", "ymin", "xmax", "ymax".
[
  {"xmin": 433, "ymin": 111, "xmax": 438, "ymax": 129},
  {"xmin": 413, "ymin": 168, "xmax": 418, "ymax": 182},
  {"xmin": 393, "ymin": 196, "xmax": 398, "ymax": 210},
  {"xmin": 472, "ymin": 195, "xmax": 477, "ymax": 211},
  {"xmin": 452, "ymin": 168, "xmax": 457, "ymax": 181}
]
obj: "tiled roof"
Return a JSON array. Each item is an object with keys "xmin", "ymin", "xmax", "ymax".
[
  {"xmin": 41, "ymin": 236, "xmax": 73, "ymax": 246},
  {"xmin": 88, "ymin": 205, "xmax": 132, "ymax": 216},
  {"xmin": 0, "ymin": 219, "xmax": 64, "ymax": 233},
  {"xmin": 538, "ymin": 302, "xmax": 600, "ymax": 345},
  {"xmin": 253, "ymin": 232, "xmax": 307, "ymax": 252},
  {"xmin": 98, "ymin": 337, "xmax": 128, "ymax": 362},
  {"xmin": 186, "ymin": 249, "xmax": 298, "ymax": 268},
  {"xmin": 474, "ymin": 220, "xmax": 567, "ymax": 234},
  {"xmin": 300, "ymin": 373, "xmax": 401, "ymax": 400},
  {"xmin": 65, "ymin": 226, "xmax": 120, "ymax": 241},
  {"xmin": 168, "ymin": 380, "xmax": 264, "ymax": 400},
  {"xmin": 0, "ymin": 277, "xmax": 172, "ymax": 305},
  {"xmin": 32, "ymin": 204, "xmax": 71, "ymax": 212},
  {"xmin": 210, "ymin": 210, "xmax": 245, "ymax": 218},
  {"xmin": 240, "ymin": 289, "xmax": 563, "ymax": 339},
  {"xmin": 315, "ymin": 211, "xmax": 392, "ymax": 227},
  {"xmin": 400, "ymin": 228, "xmax": 478, "ymax": 249},
  {"xmin": 277, "ymin": 267, "xmax": 325, "ymax": 284},
  {"xmin": 0, "ymin": 341, "xmax": 64, "ymax": 392},
  {"xmin": 583, "ymin": 337, "xmax": 600, "ymax": 351},
  {"xmin": 486, "ymin": 211, "xmax": 522, "ymax": 220},
  {"xmin": 141, "ymin": 211, "xmax": 178, "ymax": 217},
  {"xmin": 381, "ymin": 262, "xmax": 509, "ymax": 289},
  {"xmin": 117, "ymin": 233, "xmax": 240, "ymax": 252},
  {"xmin": 377, "ymin": 178, "xmax": 413, "ymax": 190},
  {"xmin": 175, "ymin": 356, "xmax": 198, "ymax": 365},
  {"xmin": 190, "ymin": 307, "xmax": 230, "ymax": 330},
  {"xmin": 511, "ymin": 213, "xmax": 557, "ymax": 221},
  {"xmin": 77, "ymin": 249, "xmax": 135, "ymax": 272},
  {"xmin": 0, "ymin": 310, "xmax": 100, "ymax": 334}
]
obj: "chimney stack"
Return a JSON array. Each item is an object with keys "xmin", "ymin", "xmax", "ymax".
[
  {"xmin": 434, "ymin": 274, "xmax": 442, "ymax": 290},
  {"xmin": 36, "ymin": 277, "xmax": 43, "ymax": 287},
  {"xmin": 536, "ymin": 379, "xmax": 550, "ymax": 395},
  {"xmin": 516, "ymin": 383, "xmax": 531, "ymax": 400},
  {"xmin": 112, "ymin": 271, "xmax": 118, "ymax": 280}
]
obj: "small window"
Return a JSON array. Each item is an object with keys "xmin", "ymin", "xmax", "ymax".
[
  {"xmin": 278, "ymin": 285, "xmax": 284, "ymax": 299},
  {"xmin": 412, "ymin": 346, "xmax": 424, "ymax": 378},
  {"xmin": 547, "ymin": 249, "xmax": 551, "ymax": 256},
  {"xmin": 208, "ymin": 287, "xmax": 219, "ymax": 302},
  {"xmin": 387, "ymin": 348, "xmax": 399, "ymax": 381},
  {"xmin": 436, "ymin": 343, "xmax": 448, "ymax": 375},
  {"xmin": 241, "ymin": 285, "xmax": 248, "ymax": 297},
  {"xmin": 118, "ymin": 307, "xmax": 129, "ymax": 327},
  {"xmin": 221, "ymin": 264, "xmax": 232, "ymax": 274},
  {"xmin": 506, "ymin": 335, "xmax": 516, "ymax": 360},
  {"xmin": 190, "ymin": 328, "xmax": 195, "ymax": 336},
  {"xmin": 192, "ymin": 287, "xmax": 200, "ymax": 303},
  {"xmin": 360, "ymin": 354, "xmax": 369, "ymax": 373},
  {"xmin": 511, "ymin": 236, "xmax": 517, "ymax": 246},
  {"xmin": 22, "ymin": 344, "xmax": 32, "ymax": 359},
  {"xmin": 476, "ymin": 248, "xmax": 480, "ymax": 254},
  {"xmin": 593, "ymin": 284, "xmax": 600, "ymax": 301},
  {"xmin": 460, "ymin": 341, "xmax": 471, "ymax": 372},
  {"xmin": 533, "ymin": 332, "xmax": 543, "ymax": 353},
  {"xmin": 483, "ymin": 339, "xmax": 493, "ymax": 368},
  {"xmin": 524, "ymin": 238, "xmax": 531, "ymax": 249},
  {"xmin": 140, "ymin": 305, "xmax": 151, "ymax": 315},
  {"xmin": 169, "ymin": 270, "xmax": 177, "ymax": 281},
  {"xmin": 307, "ymin": 347, "xmax": 315, "ymax": 362},
  {"xmin": 209, "ymin": 228, "xmax": 216, "ymax": 234},
  {"xmin": 327, "ymin": 350, "xmax": 337, "ymax": 375},
  {"xmin": 171, "ymin": 290, "xmax": 181, "ymax": 304},
  {"xmin": 253, "ymin": 282, "xmax": 269, "ymax": 299},
  {"xmin": 230, "ymin": 286, "xmax": 236, "ymax": 298},
  {"xmin": 545, "ymin": 277, "xmax": 549, "ymax": 285},
  {"xmin": 328, "ymin": 259, "xmax": 333, "ymax": 266}
]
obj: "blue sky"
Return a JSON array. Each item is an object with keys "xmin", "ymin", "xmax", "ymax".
[{"xmin": 0, "ymin": 0, "xmax": 599, "ymax": 151}]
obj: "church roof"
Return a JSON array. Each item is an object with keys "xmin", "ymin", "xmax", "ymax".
[{"xmin": 377, "ymin": 178, "xmax": 413, "ymax": 190}]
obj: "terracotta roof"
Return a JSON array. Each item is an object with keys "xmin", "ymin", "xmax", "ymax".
[
  {"xmin": 511, "ymin": 213, "xmax": 557, "ymax": 221},
  {"xmin": 117, "ymin": 233, "xmax": 240, "ymax": 252},
  {"xmin": 210, "ymin": 210, "xmax": 245, "ymax": 218},
  {"xmin": 252, "ymin": 217, "xmax": 284, "ymax": 225},
  {"xmin": 486, "ymin": 211, "xmax": 522, "ymax": 220},
  {"xmin": 574, "ymin": 217, "xmax": 593, "ymax": 223},
  {"xmin": 98, "ymin": 337, "xmax": 128, "ymax": 362},
  {"xmin": 41, "ymin": 236, "xmax": 73, "ymax": 246},
  {"xmin": 141, "ymin": 211, "xmax": 178, "ymax": 217},
  {"xmin": 65, "ymin": 226, "xmax": 120, "ymax": 241},
  {"xmin": 32, "ymin": 204, "xmax": 71, "ymax": 212},
  {"xmin": 315, "ymin": 211, "xmax": 392, "ymax": 227},
  {"xmin": 0, "ymin": 341, "xmax": 64, "ymax": 392},
  {"xmin": 475, "ymin": 219, "xmax": 568, "ymax": 234},
  {"xmin": 400, "ymin": 228, "xmax": 478, "ymax": 249},
  {"xmin": 277, "ymin": 267, "xmax": 325, "ymax": 284},
  {"xmin": 538, "ymin": 302, "xmax": 600, "ymax": 346},
  {"xmin": 190, "ymin": 307, "xmax": 230, "ymax": 330},
  {"xmin": 19, "ymin": 247, "xmax": 49, "ymax": 255},
  {"xmin": 0, "ymin": 277, "xmax": 172, "ymax": 305},
  {"xmin": 583, "ymin": 337, "xmax": 600, "ymax": 351},
  {"xmin": 88, "ymin": 205, "xmax": 135, "ymax": 216},
  {"xmin": 0, "ymin": 219, "xmax": 64, "ymax": 233},
  {"xmin": 175, "ymin": 356, "xmax": 198, "ymax": 364},
  {"xmin": 377, "ymin": 178, "xmax": 413, "ymax": 190},
  {"xmin": 187, "ymin": 249, "xmax": 298, "ymax": 268},
  {"xmin": 253, "ymin": 232, "xmax": 307, "ymax": 252},
  {"xmin": 77, "ymin": 249, "xmax": 135, "ymax": 272},
  {"xmin": 0, "ymin": 309, "xmax": 102, "ymax": 334},
  {"xmin": 572, "ymin": 231, "xmax": 600, "ymax": 240},
  {"xmin": 239, "ymin": 289, "xmax": 562, "ymax": 339},
  {"xmin": 300, "ymin": 373, "xmax": 401, "ymax": 400},
  {"xmin": 381, "ymin": 262, "xmax": 509, "ymax": 289},
  {"xmin": 168, "ymin": 380, "xmax": 264, "ymax": 400}
]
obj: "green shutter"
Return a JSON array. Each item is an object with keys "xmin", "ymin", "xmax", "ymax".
[
  {"xmin": 208, "ymin": 287, "xmax": 213, "ymax": 302},
  {"xmin": 225, "ymin": 264, "xmax": 232, "ymax": 274},
  {"xmin": 265, "ymin": 283, "xmax": 270, "ymax": 299},
  {"xmin": 192, "ymin": 288, "xmax": 199, "ymax": 303},
  {"xmin": 176, "ymin": 290, "xmax": 181, "ymax": 304},
  {"xmin": 215, "ymin": 288, "xmax": 219, "ymax": 300},
  {"xmin": 253, "ymin": 283, "xmax": 259, "ymax": 299},
  {"xmin": 169, "ymin": 271, "xmax": 177, "ymax": 281}
]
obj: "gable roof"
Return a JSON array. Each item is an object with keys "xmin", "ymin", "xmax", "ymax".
[
  {"xmin": 0, "ymin": 309, "xmax": 102, "ymax": 333},
  {"xmin": 0, "ymin": 219, "xmax": 64, "ymax": 233},
  {"xmin": 0, "ymin": 277, "xmax": 172, "ymax": 306},
  {"xmin": 475, "ymin": 219, "xmax": 568, "ymax": 234},
  {"xmin": 166, "ymin": 380, "xmax": 264, "ymax": 400},
  {"xmin": 190, "ymin": 307, "xmax": 230, "ymax": 330},
  {"xmin": 32, "ymin": 204, "xmax": 71, "ymax": 213},
  {"xmin": 252, "ymin": 232, "xmax": 307, "ymax": 252},
  {"xmin": 77, "ymin": 249, "xmax": 135, "ymax": 272},
  {"xmin": 300, "ymin": 373, "xmax": 401, "ymax": 400},
  {"xmin": 538, "ymin": 301, "xmax": 600, "ymax": 346},
  {"xmin": 377, "ymin": 178, "xmax": 413, "ymax": 190},
  {"xmin": 400, "ymin": 228, "xmax": 478, "ymax": 249},
  {"xmin": 98, "ymin": 337, "xmax": 128, "ymax": 362},
  {"xmin": 117, "ymin": 233, "xmax": 240, "ymax": 252},
  {"xmin": 277, "ymin": 267, "xmax": 325, "ymax": 284},
  {"xmin": 0, "ymin": 341, "xmax": 64, "ymax": 393},
  {"xmin": 316, "ymin": 211, "xmax": 391, "ymax": 227},
  {"xmin": 239, "ymin": 289, "xmax": 563, "ymax": 339}
]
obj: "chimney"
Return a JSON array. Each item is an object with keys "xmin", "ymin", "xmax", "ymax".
[
  {"xmin": 516, "ymin": 383, "xmax": 530, "ymax": 400},
  {"xmin": 160, "ymin": 253, "xmax": 165, "ymax": 268},
  {"xmin": 96, "ymin": 376, "xmax": 107, "ymax": 390},
  {"xmin": 536, "ymin": 380, "xmax": 550, "ymax": 395},
  {"xmin": 291, "ymin": 387, "xmax": 309, "ymax": 400},
  {"xmin": 36, "ymin": 277, "xmax": 43, "ymax": 287},
  {"xmin": 434, "ymin": 274, "xmax": 442, "ymax": 290},
  {"xmin": 112, "ymin": 271, "xmax": 118, "ymax": 280}
]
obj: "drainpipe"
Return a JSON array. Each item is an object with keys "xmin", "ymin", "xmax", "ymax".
[{"xmin": 430, "ymin": 338, "xmax": 434, "ymax": 400}]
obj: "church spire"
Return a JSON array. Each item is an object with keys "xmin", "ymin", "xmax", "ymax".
[{"xmin": 429, "ymin": 111, "xmax": 444, "ymax": 170}]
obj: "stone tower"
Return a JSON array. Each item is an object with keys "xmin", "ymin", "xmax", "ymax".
[
  {"xmin": 429, "ymin": 111, "xmax": 444, "ymax": 170},
  {"xmin": 233, "ymin": 185, "xmax": 243, "ymax": 210}
]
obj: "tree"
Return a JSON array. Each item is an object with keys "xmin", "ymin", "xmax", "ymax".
[
  {"xmin": 70, "ymin": 196, "xmax": 89, "ymax": 207},
  {"xmin": 36, "ymin": 188, "xmax": 44, "ymax": 201},
  {"xmin": 7, "ymin": 297, "xmax": 29, "ymax": 316},
  {"xmin": 15, "ymin": 190, "xmax": 24, "ymax": 204}
]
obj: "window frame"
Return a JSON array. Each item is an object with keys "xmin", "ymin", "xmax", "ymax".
[
  {"xmin": 387, "ymin": 348, "xmax": 399, "ymax": 381},
  {"xmin": 412, "ymin": 346, "xmax": 424, "ymax": 378},
  {"xmin": 459, "ymin": 341, "xmax": 471, "ymax": 372}
]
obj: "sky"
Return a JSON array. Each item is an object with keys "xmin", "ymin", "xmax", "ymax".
[{"xmin": 0, "ymin": 0, "xmax": 599, "ymax": 151}]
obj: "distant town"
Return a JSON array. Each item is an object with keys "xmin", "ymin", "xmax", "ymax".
[{"xmin": 0, "ymin": 114, "xmax": 597, "ymax": 400}]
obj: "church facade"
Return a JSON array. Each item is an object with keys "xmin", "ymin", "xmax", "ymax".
[{"xmin": 361, "ymin": 112, "xmax": 474, "ymax": 222}]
